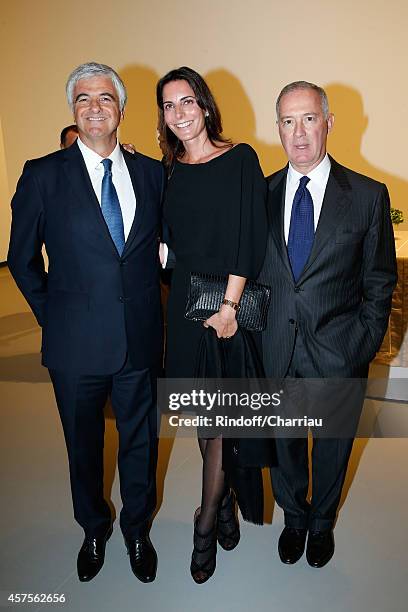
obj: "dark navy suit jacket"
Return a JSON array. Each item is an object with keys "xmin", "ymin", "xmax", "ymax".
[{"xmin": 8, "ymin": 141, "xmax": 165, "ymax": 374}]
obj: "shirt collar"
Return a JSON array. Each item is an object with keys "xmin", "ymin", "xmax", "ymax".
[
  {"xmin": 77, "ymin": 137, "xmax": 125, "ymax": 172},
  {"xmin": 287, "ymin": 153, "xmax": 331, "ymax": 187}
]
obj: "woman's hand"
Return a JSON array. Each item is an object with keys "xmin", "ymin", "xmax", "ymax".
[{"xmin": 204, "ymin": 304, "xmax": 238, "ymax": 338}]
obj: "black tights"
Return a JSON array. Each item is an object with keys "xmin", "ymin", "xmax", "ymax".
[{"xmin": 197, "ymin": 437, "xmax": 228, "ymax": 533}]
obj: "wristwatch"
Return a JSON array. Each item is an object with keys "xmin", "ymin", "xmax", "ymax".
[{"xmin": 222, "ymin": 298, "xmax": 240, "ymax": 311}]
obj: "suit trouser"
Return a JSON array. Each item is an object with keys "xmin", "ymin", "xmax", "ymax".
[
  {"xmin": 49, "ymin": 355, "xmax": 158, "ymax": 539},
  {"xmin": 270, "ymin": 334, "xmax": 366, "ymax": 532}
]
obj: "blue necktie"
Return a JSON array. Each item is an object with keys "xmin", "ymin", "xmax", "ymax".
[
  {"xmin": 287, "ymin": 175, "xmax": 314, "ymax": 282},
  {"xmin": 101, "ymin": 158, "xmax": 125, "ymax": 255}
]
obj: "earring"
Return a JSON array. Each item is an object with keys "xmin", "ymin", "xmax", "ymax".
[{"xmin": 205, "ymin": 110, "xmax": 209, "ymax": 118}]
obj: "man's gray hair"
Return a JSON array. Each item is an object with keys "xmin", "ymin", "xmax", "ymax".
[
  {"xmin": 276, "ymin": 81, "xmax": 329, "ymax": 120},
  {"xmin": 66, "ymin": 62, "xmax": 127, "ymax": 112}
]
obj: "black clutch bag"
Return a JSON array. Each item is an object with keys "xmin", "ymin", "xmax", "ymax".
[{"xmin": 184, "ymin": 272, "xmax": 271, "ymax": 332}]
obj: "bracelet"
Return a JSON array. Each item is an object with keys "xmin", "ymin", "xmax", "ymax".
[{"xmin": 222, "ymin": 298, "xmax": 240, "ymax": 311}]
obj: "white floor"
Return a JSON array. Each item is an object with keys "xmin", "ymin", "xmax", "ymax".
[{"xmin": 1, "ymin": 266, "xmax": 408, "ymax": 612}]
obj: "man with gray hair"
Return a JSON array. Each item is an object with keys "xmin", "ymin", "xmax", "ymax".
[
  {"xmin": 258, "ymin": 81, "xmax": 396, "ymax": 567},
  {"xmin": 8, "ymin": 62, "xmax": 165, "ymax": 583}
]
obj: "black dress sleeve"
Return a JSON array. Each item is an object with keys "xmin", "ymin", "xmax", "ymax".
[{"xmin": 227, "ymin": 144, "xmax": 268, "ymax": 280}]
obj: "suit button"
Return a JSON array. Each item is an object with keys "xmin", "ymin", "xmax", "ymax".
[
  {"xmin": 294, "ymin": 286, "xmax": 300, "ymax": 293},
  {"xmin": 289, "ymin": 318, "xmax": 295, "ymax": 324},
  {"xmin": 120, "ymin": 261, "xmax": 128, "ymax": 267},
  {"xmin": 119, "ymin": 296, "xmax": 124, "ymax": 302}
]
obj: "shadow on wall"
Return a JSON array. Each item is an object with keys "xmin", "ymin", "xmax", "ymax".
[
  {"xmin": 0, "ymin": 312, "xmax": 38, "ymax": 345},
  {"xmin": 117, "ymin": 65, "xmax": 287, "ymax": 174},
  {"xmin": 202, "ymin": 72, "xmax": 408, "ymax": 231},
  {"xmin": 0, "ymin": 353, "xmax": 50, "ymax": 383},
  {"xmin": 114, "ymin": 67, "xmax": 408, "ymax": 228},
  {"xmin": 205, "ymin": 68, "xmax": 286, "ymax": 177},
  {"xmin": 115, "ymin": 66, "xmax": 408, "ymax": 232},
  {"xmin": 0, "ymin": 312, "xmax": 47, "ymax": 383},
  {"xmin": 324, "ymin": 83, "xmax": 408, "ymax": 229},
  {"xmin": 118, "ymin": 64, "xmax": 162, "ymax": 160}
]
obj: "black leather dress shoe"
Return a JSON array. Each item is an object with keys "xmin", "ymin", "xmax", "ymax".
[
  {"xmin": 306, "ymin": 530, "xmax": 335, "ymax": 568},
  {"xmin": 278, "ymin": 526, "xmax": 307, "ymax": 564},
  {"xmin": 77, "ymin": 525, "xmax": 113, "ymax": 582},
  {"xmin": 125, "ymin": 535, "xmax": 157, "ymax": 583}
]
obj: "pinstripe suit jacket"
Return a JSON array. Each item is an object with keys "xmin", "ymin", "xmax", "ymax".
[{"xmin": 258, "ymin": 157, "xmax": 397, "ymax": 378}]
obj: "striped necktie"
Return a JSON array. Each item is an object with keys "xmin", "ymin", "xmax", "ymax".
[{"xmin": 101, "ymin": 158, "xmax": 125, "ymax": 255}]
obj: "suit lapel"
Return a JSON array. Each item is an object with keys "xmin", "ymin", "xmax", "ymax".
[
  {"xmin": 121, "ymin": 148, "xmax": 145, "ymax": 256},
  {"xmin": 267, "ymin": 167, "xmax": 293, "ymax": 278},
  {"xmin": 298, "ymin": 157, "xmax": 352, "ymax": 279},
  {"xmin": 62, "ymin": 142, "xmax": 120, "ymax": 257}
]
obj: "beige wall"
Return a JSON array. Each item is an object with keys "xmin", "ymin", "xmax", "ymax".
[
  {"xmin": 0, "ymin": 116, "xmax": 11, "ymax": 261},
  {"xmin": 1, "ymin": 0, "xmax": 407, "ymax": 260}
]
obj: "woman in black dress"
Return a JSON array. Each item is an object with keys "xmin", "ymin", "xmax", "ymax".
[{"xmin": 157, "ymin": 67, "xmax": 267, "ymax": 583}]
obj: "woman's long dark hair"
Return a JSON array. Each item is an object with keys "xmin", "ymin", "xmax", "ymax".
[{"xmin": 156, "ymin": 66, "xmax": 230, "ymax": 168}]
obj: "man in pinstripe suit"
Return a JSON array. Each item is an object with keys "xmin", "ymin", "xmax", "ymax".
[{"xmin": 259, "ymin": 81, "xmax": 397, "ymax": 567}]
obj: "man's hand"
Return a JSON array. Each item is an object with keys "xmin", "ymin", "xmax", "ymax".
[
  {"xmin": 159, "ymin": 242, "xmax": 166, "ymax": 266},
  {"xmin": 122, "ymin": 143, "xmax": 136, "ymax": 154}
]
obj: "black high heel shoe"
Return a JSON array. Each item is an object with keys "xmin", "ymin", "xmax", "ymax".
[
  {"xmin": 217, "ymin": 490, "xmax": 240, "ymax": 551},
  {"xmin": 190, "ymin": 509, "xmax": 217, "ymax": 584}
]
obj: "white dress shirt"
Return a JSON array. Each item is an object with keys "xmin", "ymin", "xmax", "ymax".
[
  {"xmin": 284, "ymin": 154, "xmax": 331, "ymax": 243},
  {"xmin": 76, "ymin": 137, "xmax": 136, "ymax": 240}
]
